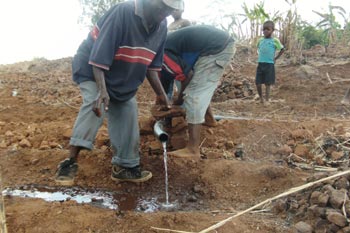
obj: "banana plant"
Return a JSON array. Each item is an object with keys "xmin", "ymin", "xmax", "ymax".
[{"xmin": 313, "ymin": 4, "xmax": 346, "ymax": 44}]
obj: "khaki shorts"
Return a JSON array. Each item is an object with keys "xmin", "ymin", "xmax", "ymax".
[{"xmin": 183, "ymin": 41, "xmax": 235, "ymax": 124}]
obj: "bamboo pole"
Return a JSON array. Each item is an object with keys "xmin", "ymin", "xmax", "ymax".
[{"xmin": 0, "ymin": 171, "xmax": 7, "ymax": 233}]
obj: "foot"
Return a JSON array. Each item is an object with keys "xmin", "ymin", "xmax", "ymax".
[
  {"xmin": 111, "ymin": 165, "xmax": 152, "ymax": 183},
  {"xmin": 168, "ymin": 147, "xmax": 200, "ymax": 158},
  {"xmin": 55, "ymin": 158, "xmax": 78, "ymax": 186},
  {"xmin": 203, "ymin": 114, "xmax": 217, "ymax": 127}
]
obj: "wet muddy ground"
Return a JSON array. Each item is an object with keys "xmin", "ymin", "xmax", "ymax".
[{"xmin": 1, "ymin": 48, "xmax": 350, "ymax": 232}]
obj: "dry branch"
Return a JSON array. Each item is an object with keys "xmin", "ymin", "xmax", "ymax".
[{"xmin": 152, "ymin": 170, "xmax": 350, "ymax": 233}]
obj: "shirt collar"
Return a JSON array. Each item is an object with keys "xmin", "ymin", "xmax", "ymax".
[
  {"xmin": 135, "ymin": 0, "xmax": 161, "ymax": 34},
  {"xmin": 135, "ymin": 0, "xmax": 150, "ymax": 33}
]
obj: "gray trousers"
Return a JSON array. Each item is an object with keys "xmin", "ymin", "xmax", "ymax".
[{"xmin": 70, "ymin": 81, "xmax": 140, "ymax": 168}]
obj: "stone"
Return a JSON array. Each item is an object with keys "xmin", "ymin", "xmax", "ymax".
[
  {"xmin": 277, "ymin": 144, "xmax": 293, "ymax": 155},
  {"xmin": 331, "ymin": 151, "xmax": 344, "ymax": 160},
  {"xmin": 293, "ymin": 221, "xmax": 313, "ymax": 233},
  {"xmin": 19, "ymin": 138, "xmax": 32, "ymax": 148},
  {"xmin": 330, "ymin": 190, "xmax": 348, "ymax": 209},
  {"xmin": 310, "ymin": 191, "xmax": 322, "ymax": 205},
  {"xmin": 318, "ymin": 193, "xmax": 330, "ymax": 207},
  {"xmin": 62, "ymin": 128, "xmax": 72, "ymax": 139},
  {"xmin": 225, "ymin": 141, "xmax": 235, "ymax": 150},
  {"xmin": 294, "ymin": 144, "xmax": 310, "ymax": 158},
  {"xmin": 327, "ymin": 212, "xmax": 347, "ymax": 227}
]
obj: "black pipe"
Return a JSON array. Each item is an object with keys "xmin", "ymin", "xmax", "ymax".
[{"xmin": 154, "ymin": 120, "xmax": 169, "ymax": 142}]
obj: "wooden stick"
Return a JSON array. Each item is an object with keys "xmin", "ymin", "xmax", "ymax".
[
  {"xmin": 326, "ymin": 72, "xmax": 333, "ymax": 84},
  {"xmin": 0, "ymin": 171, "xmax": 8, "ymax": 233},
  {"xmin": 150, "ymin": 227, "xmax": 196, "ymax": 233},
  {"xmin": 197, "ymin": 169, "xmax": 350, "ymax": 233}
]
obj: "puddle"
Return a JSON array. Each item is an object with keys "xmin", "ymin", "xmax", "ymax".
[{"xmin": 2, "ymin": 185, "xmax": 162, "ymax": 212}]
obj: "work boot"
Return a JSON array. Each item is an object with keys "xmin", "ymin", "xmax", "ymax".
[
  {"xmin": 55, "ymin": 158, "xmax": 78, "ymax": 186},
  {"xmin": 111, "ymin": 165, "xmax": 152, "ymax": 183}
]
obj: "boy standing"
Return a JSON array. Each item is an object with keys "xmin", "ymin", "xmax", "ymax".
[{"xmin": 256, "ymin": 20, "xmax": 284, "ymax": 105}]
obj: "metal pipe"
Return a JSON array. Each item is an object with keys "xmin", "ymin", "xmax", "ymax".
[{"xmin": 154, "ymin": 120, "xmax": 169, "ymax": 142}]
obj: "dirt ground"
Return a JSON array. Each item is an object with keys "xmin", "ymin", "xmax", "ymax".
[{"xmin": 1, "ymin": 45, "xmax": 350, "ymax": 233}]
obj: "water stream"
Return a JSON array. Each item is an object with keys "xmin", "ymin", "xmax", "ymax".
[{"xmin": 160, "ymin": 142, "xmax": 177, "ymax": 210}]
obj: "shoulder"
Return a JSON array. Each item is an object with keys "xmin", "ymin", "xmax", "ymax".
[
  {"xmin": 272, "ymin": 37, "xmax": 282, "ymax": 43},
  {"xmin": 110, "ymin": 1, "xmax": 134, "ymax": 15}
]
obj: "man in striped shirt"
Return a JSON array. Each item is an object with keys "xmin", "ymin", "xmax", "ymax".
[{"xmin": 55, "ymin": 0, "xmax": 183, "ymax": 185}]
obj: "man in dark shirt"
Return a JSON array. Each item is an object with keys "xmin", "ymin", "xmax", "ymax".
[
  {"xmin": 160, "ymin": 25, "xmax": 235, "ymax": 158},
  {"xmin": 55, "ymin": 0, "xmax": 184, "ymax": 185}
]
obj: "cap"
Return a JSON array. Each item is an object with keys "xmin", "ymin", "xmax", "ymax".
[{"xmin": 162, "ymin": 0, "xmax": 184, "ymax": 11}]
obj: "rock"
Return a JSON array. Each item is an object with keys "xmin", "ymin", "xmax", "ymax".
[
  {"xmin": 287, "ymin": 139, "xmax": 296, "ymax": 146},
  {"xmin": 291, "ymin": 129, "xmax": 312, "ymax": 139},
  {"xmin": 277, "ymin": 144, "xmax": 293, "ymax": 155},
  {"xmin": 206, "ymin": 128, "xmax": 214, "ymax": 135},
  {"xmin": 204, "ymin": 151, "xmax": 222, "ymax": 159},
  {"xmin": 19, "ymin": 138, "xmax": 32, "ymax": 148},
  {"xmin": 334, "ymin": 177, "xmax": 349, "ymax": 190},
  {"xmin": 318, "ymin": 193, "xmax": 330, "ymax": 207},
  {"xmin": 225, "ymin": 141, "xmax": 234, "ymax": 149},
  {"xmin": 314, "ymin": 218, "xmax": 328, "ymax": 233},
  {"xmin": 0, "ymin": 141, "xmax": 7, "ymax": 149},
  {"xmin": 39, "ymin": 141, "xmax": 50, "ymax": 150},
  {"xmin": 139, "ymin": 118, "xmax": 155, "ymax": 135},
  {"xmin": 330, "ymin": 190, "xmax": 348, "ymax": 209},
  {"xmin": 310, "ymin": 191, "xmax": 322, "ymax": 205},
  {"xmin": 293, "ymin": 221, "xmax": 313, "ymax": 233},
  {"xmin": 339, "ymin": 226, "xmax": 350, "ymax": 233},
  {"xmin": 331, "ymin": 151, "xmax": 344, "ymax": 160},
  {"xmin": 308, "ymin": 205, "xmax": 326, "ymax": 218},
  {"xmin": 327, "ymin": 212, "xmax": 347, "ymax": 227},
  {"xmin": 62, "ymin": 128, "xmax": 72, "ymax": 139},
  {"xmin": 5, "ymin": 131, "xmax": 14, "ymax": 137},
  {"xmin": 49, "ymin": 142, "xmax": 60, "ymax": 148},
  {"xmin": 294, "ymin": 144, "xmax": 310, "ymax": 158}
]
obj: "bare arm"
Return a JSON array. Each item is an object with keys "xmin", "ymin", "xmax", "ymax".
[
  {"xmin": 146, "ymin": 70, "xmax": 171, "ymax": 109},
  {"xmin": 275, "ymin": 48, "xmax": 285, "ymax": 61},
  {"xmin": 173, "ymin": 70, "xmax": 194, "ymax": 106},
  {"xmin": 92, "ymin": 66, "xmax": 110, "ymax": 117}
]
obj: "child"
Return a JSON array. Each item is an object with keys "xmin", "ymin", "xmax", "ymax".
[{"xmin": 256, "ymin": 20, "xmax": 285, "ymax": 105}]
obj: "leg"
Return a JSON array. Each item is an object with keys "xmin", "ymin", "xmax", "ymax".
[
  {"xmin": 108, "ymin": 97, "xmax": 152, "ymax": 182},
  {"xmin": 256, "ymin": 84, "xmax": 264, "ymax": 103},
  {"xmin": 169, "ymin": 123, "xmax": 201, "ymax": 158},
  {"xmin": 265, "ymin": 84, "xmax": 271, "ymax": 102},
  {"xmin": 55, "ymin": 81, "xmax": 105, "ymax": 185},
  {"xmin": 203, "ymin": 104, "xmax": 217, "ymax": 127}
]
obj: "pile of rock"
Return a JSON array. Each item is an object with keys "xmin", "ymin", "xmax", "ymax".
[
  {"xmin": 273, "ymin": 174, "xmax": 350, "ymax": 233},
  {"xmin": 212, "ymin": 71, "xmax": 254, "ymax": 102}
]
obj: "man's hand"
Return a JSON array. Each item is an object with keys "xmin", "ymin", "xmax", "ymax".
[
  {"xmin": 92, "ymin": 90, "xmax": 110, "ymax": 117},
  {"xmin": 151, "ymin": 105, "xmax": 185, "ymax": 119},
  {"xmin": 155, "ymin": 95, "xmax": 171, "ymax": 110},
  {"xmin": 172, "ymin": 94, "xmax": 184, "ymax": 106}
]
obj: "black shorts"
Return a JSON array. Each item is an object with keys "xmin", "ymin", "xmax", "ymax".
[{"xmin": 255, "ymin": 62, "xmax": 275, "ymax": 85}]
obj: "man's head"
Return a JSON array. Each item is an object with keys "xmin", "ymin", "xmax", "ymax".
[
  {"xmin": 145, "ymin": 0, "xmax": 184, "ymax": 24},
  {"xmin": 171, "ymin": 1, "xmax": 185, "ymax": 20},
  {"xmin": 262, "ymin": 20, "xmax": 275, "ymax": 38}
]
